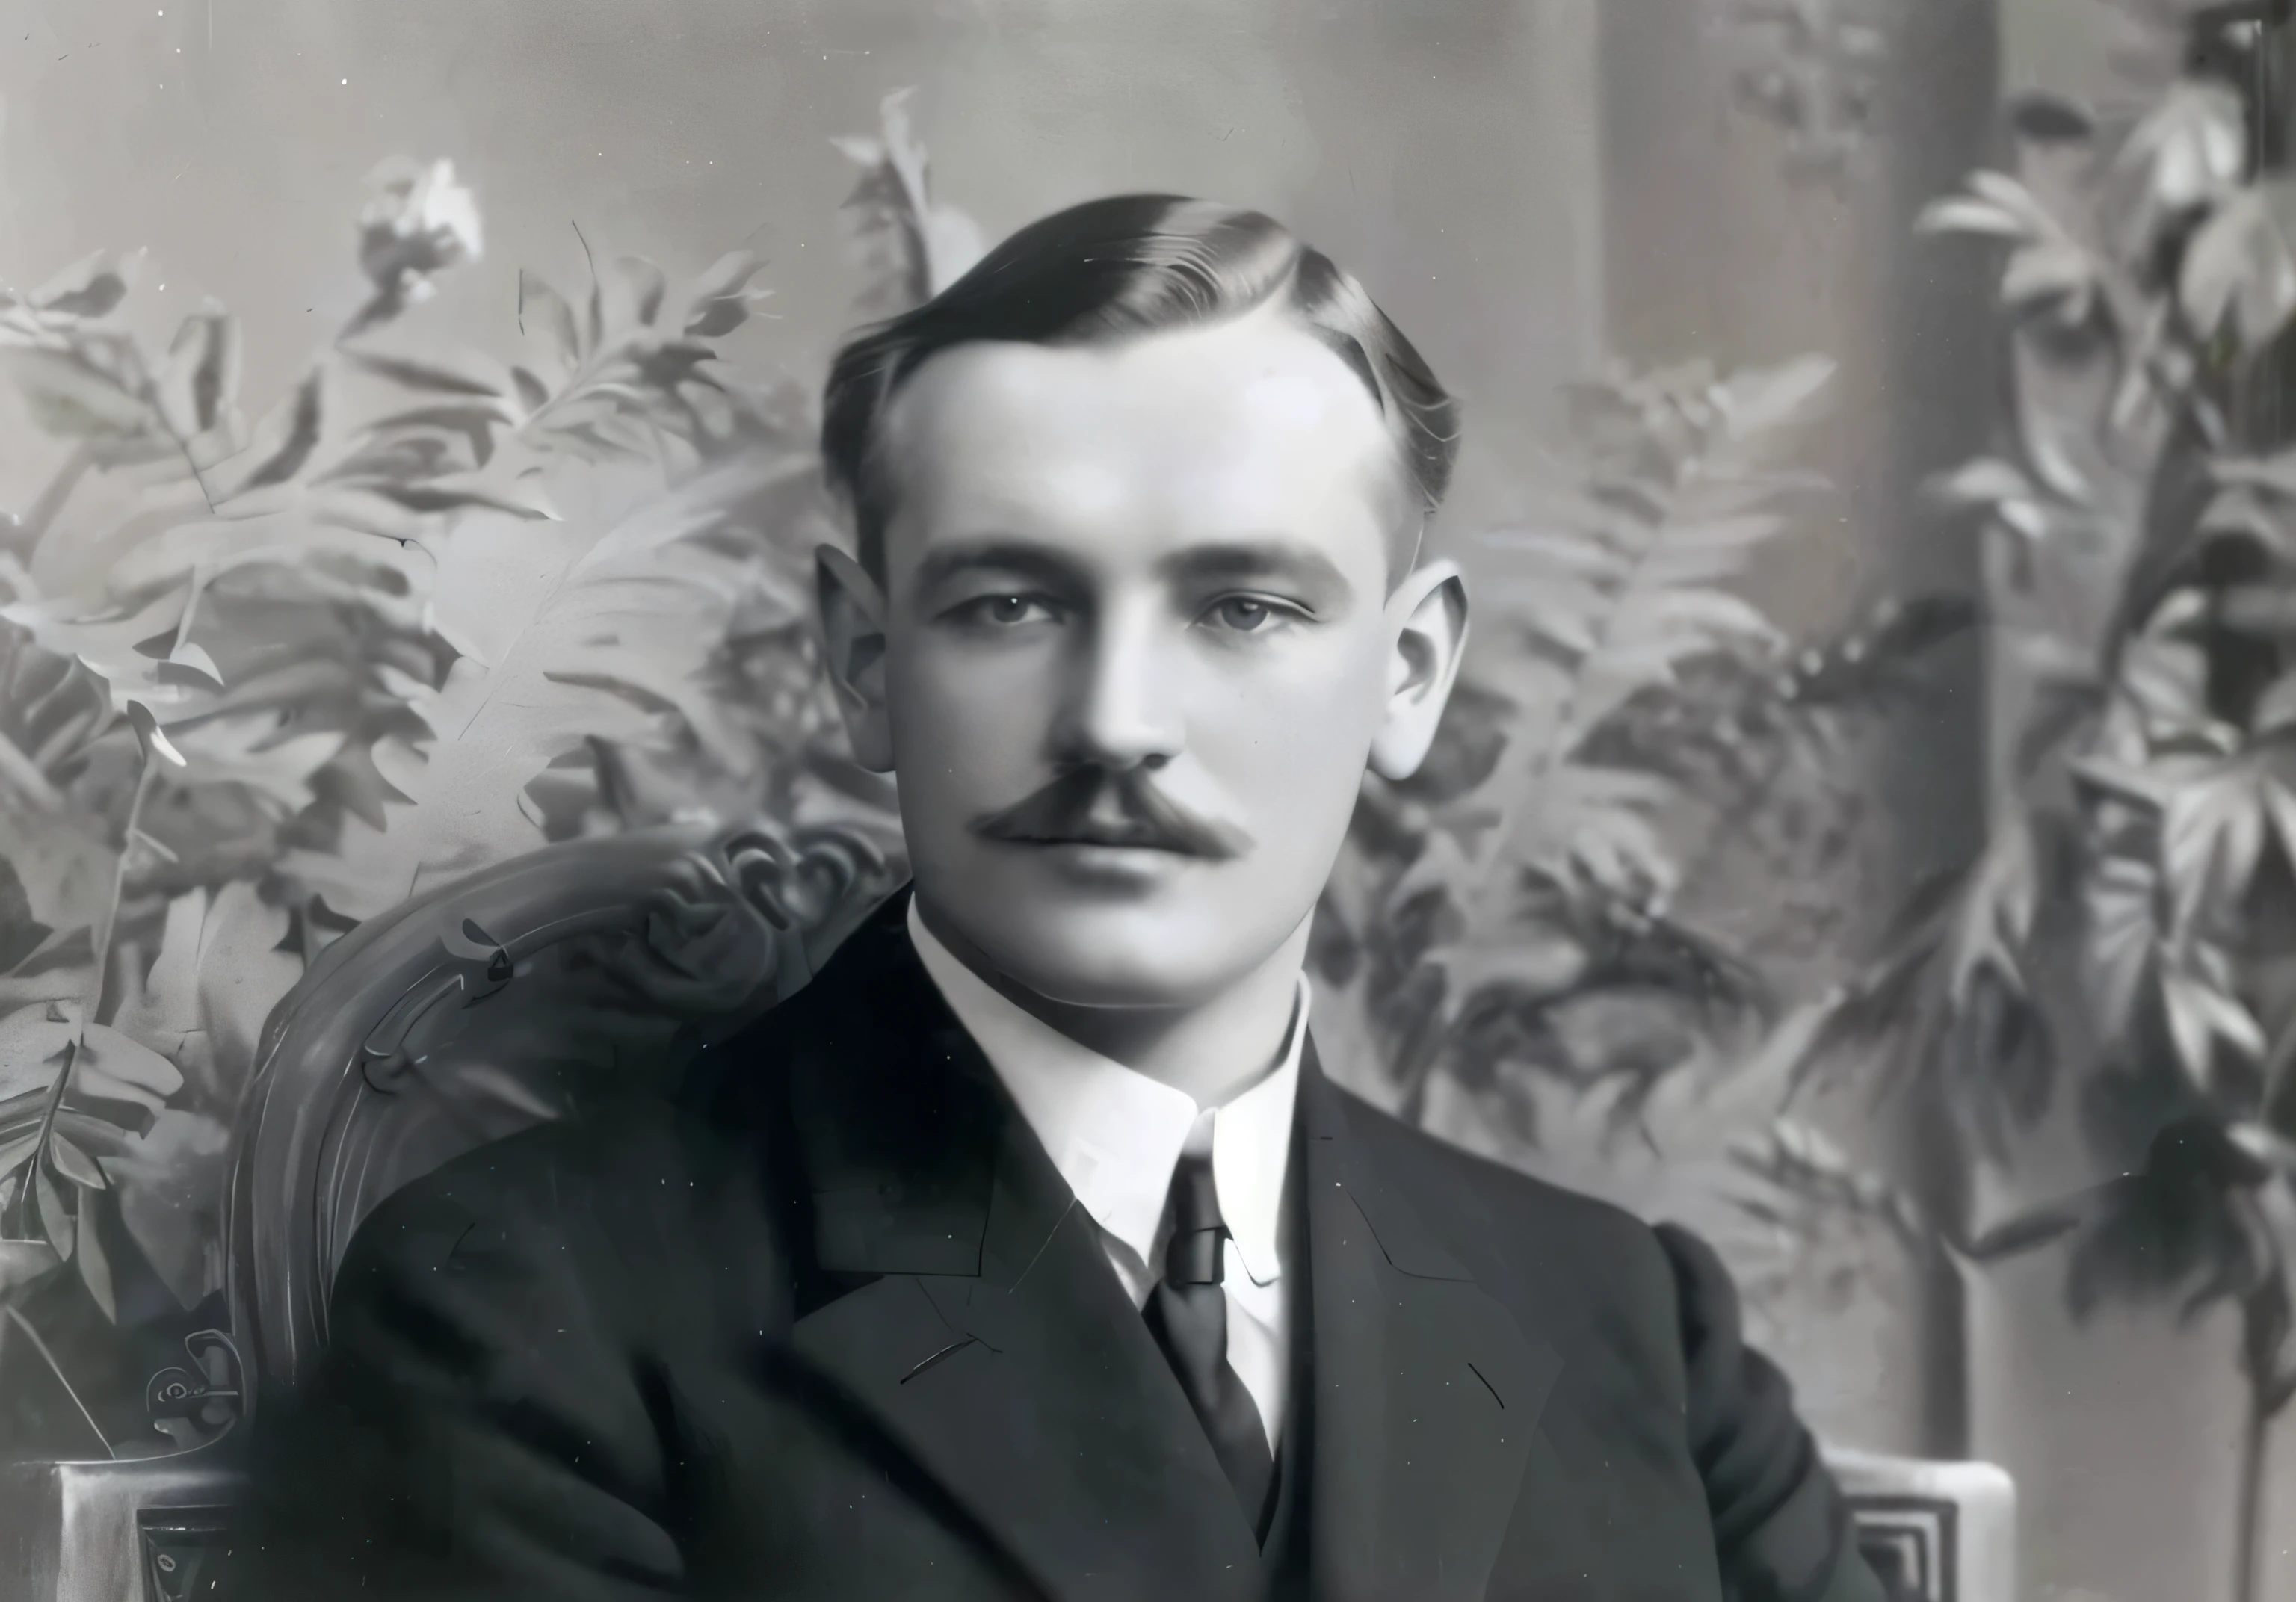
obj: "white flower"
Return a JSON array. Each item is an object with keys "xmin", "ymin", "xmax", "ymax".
[{"xmin": 358, "ymin": 157, "xmax": 483, "ymax": 297}]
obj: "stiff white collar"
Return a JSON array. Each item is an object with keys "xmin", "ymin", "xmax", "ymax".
[{"xmin": 907, "ymin": 899, "xmax": 1303, "ymax": 1289}]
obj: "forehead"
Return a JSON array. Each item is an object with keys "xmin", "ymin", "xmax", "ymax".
[{"xmin": 877, "ymin": 305, "xmax": 1404, "ymax": 578}]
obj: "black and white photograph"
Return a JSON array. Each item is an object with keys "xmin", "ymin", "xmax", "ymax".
[{"xmin": 0, "ymin": 4, "xmax": 2286, "ymax": 1600}]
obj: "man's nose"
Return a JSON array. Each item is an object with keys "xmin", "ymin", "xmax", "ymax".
[{"xmin": 1055, "ymin": 599, "xmax": 1184, "ymax": 772}]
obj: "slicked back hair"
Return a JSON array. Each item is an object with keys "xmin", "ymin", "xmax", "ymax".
[{"xmin": 820, "ymin": 194, "xmax": 1460, "ymax": 584}]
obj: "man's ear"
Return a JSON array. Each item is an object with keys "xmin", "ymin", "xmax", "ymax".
[
  {"xmin": 815, "ymin": 543, "xmax": 895, "ymax": 773},
  {"xmin": 1368, "ymin": 557, "xmax": 1469, "ymax": 782}
]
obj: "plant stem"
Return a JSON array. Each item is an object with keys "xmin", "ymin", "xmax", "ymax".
[
  {"xmin": 1, "ymin": 1306, "xmax": 113, "ymax": 1456},
  {"xmin": 2234, "ymin": 1376, "xmax": 2270, "ymax": 1602},
  {"xmin": 14, "ymin": 751, "xmax": 158, "ymax": 1237},
  {"xmin": 88, "ymin": 755, "xmax": 159, "ymax": 1031},
  {"xmin": 1902, "ymin": 1071, "xmax": 1973, "ymax": 1459},
  {"xmin": 2233, "ymin": 1234, "xmax": 2295, "ymax": 1602},
  {"xmin": 137, "ymin": 371, "xmax": 220, "ymax": 517}
]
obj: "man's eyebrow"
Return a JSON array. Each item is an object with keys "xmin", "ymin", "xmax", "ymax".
[
  {"xmin": 909, "ymin": 537, "xmax": 1356, "ymax": 598},
  {"xmin": 910, "ymin": 540, "xmax": 1084, "ymax": 592},
  {"xmin": 1159, "ymin": 539, "xmax": 1351, "ymax": 593}
]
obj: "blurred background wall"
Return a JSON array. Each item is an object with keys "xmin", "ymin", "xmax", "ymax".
[{"xmin": 1, "ymin": 3, "xmax": 2289, "ymax": 1600}]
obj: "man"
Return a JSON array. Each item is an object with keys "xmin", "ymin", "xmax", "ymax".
[{"xmin": 224, "ymin": 197, "xmax": 1883, "ymax": 1601}]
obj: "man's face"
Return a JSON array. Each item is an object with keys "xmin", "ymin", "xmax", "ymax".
[{"xmin": 836, "ymin": 303, "xmax": 1457, "ymax": 1009}]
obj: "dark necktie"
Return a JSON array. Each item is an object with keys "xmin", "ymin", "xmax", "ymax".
[{"xmin": 1143, "ymin": 1151, "xmax": 1277, "ymax": 1534}]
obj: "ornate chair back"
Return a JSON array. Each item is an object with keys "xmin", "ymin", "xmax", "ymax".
[{"xmin": 225, "ymin": 817, "xmax": 901, "ymax": 1411}]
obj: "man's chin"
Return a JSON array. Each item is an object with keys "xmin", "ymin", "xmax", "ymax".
[
  {"xmin": 926, "ymin": 876, "xmax": 1268, "ymax": 1009},
  {"xmin": 979, "ymin": 947, "xmax": 1229, "ymax": 1011}
]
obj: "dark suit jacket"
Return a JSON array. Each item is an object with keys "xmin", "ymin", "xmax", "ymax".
[{"xmin": 221, "ymin": 892, "xmax": 1882, "ymax": 1602}]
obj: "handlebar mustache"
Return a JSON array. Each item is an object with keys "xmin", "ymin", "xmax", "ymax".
[{"xmin": 967, "ymin": 767, "xmax": 1253, "ymax": 861}]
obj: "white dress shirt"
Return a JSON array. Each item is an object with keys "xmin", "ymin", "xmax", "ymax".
[{"xmin": 907, "ymin": 900, "xmax": 1303, "ymax": 1452}]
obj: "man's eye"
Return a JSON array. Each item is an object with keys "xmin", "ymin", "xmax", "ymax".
[
  {"xmin": 956, "ymin": 594, "xmax": 1055, "ymax": 627},
  {"xmin": 1206, "ymin": 596, "xmax": 1283, "ymax": 632}
]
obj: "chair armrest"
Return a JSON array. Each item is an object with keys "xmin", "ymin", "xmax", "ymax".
[
  {"xmin": 0, "ymin": 1450, "xmax": 241, "ymax": 1602},
  {"xmin": 1823, "ymin": 1447, "xmax": 2016, "ymax": 1602}
]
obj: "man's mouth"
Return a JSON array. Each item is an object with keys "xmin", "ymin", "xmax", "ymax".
[{"xmin": 967, "ymin": 767, "xmax": 1253, "ymax": 861}]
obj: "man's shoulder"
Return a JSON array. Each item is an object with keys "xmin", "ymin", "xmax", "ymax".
[
  {"xmin": 341, "ymin": 1092, "xmax": 698, "ymax": 1272},
  {"xmin": 345, "ymin": 907, "xmax": 937, "ymax": 1270},
  {"xmin": 1328, "ymin": 1075, "xmax": 1652, "ymax": 1242},
  {"xmin": 1324, "ymin": 1076, "xmax": 1682, "ymax": 1329}
]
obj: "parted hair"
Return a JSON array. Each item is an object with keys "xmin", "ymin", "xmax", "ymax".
[{"xmin": 820, "ymin": 194, "xmax": 1460, "ymax": 581}]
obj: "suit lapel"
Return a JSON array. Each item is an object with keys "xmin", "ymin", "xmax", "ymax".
[
  {"xmin": 753, "ymin": 900, "xmax": 1556, "ymax": 1600},
  {"xmin": 1300, "ymin": 1049, "xmax": 1559, "ymax": 1602},
  {"xmin": 779, "ymin": 902, "xmax": 1262, "ymax": 1602}
]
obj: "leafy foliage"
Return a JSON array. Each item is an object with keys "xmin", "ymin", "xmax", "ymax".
[
  {"xmin": 1792, "ymin": 11, "xmax": 2296, "ymax": 1596},
  {"xmin": 280, "ymin": 245, "xmax": 873, "ymax": 922},
  {"xmin": 1312, "ymin": 355, "xmax": 1957, "ymax": 1179},
  {"xmin": 1789, "ymin": 3, "xmax": 2296, "ymax": 1136},
  {"xmin": 1726, "ymin": 1114, "xmax": 1931, "ymax": 1328},
  {"xmin": 832, "ymin": 87, "xmax": 987, "ymax": 315},
  {"xmin": 0, "ymin": 96, "xmax": 957, "ymax": 1451}
]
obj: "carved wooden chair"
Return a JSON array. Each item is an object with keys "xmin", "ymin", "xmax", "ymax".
[
  {"xmin": 1, "ymin": 815, "xmax": 898, "ymax": 1602},
  {"xmin": 226, "ymin": 816, "xmax": 900, "ymax": 1406},
  {"xmin": 4, "ymin": 814, "xmax": 2016, "ymax": 1601}
]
